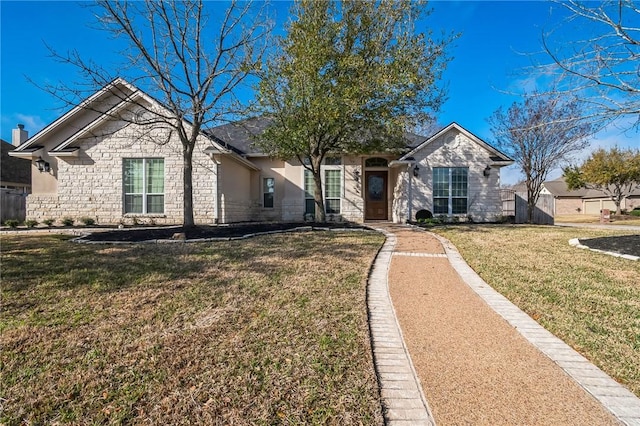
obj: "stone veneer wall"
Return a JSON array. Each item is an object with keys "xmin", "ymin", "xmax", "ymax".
[
  {"xmin": 393, "ymin": 128, "xmax": 504, "ymax": 223},
  {"xmin": 26, "ymin": 120, "xmax": 217, "ymax": 225}
]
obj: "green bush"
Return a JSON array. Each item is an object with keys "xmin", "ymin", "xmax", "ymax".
[
  {"xmin": 4, "ymin": 219, "xmax": 19, "ymax": 228},
  {"xmin": 42, "ymin": 218, "xmax": 55, "ymax": 227},
  {"xmin": 630, "ymin": 209, "xmax": 640, "ymax": 217},
  {"xmin": 80, "ymin": 217, "xmax": 96, "ymax": 226},
  {"xmin": 61, "ymin": 217, "xmax": 75, "ymax": 226},
  {"xmin": 25, "ymin": 219, "xmax": 38, "ymax": 228}
]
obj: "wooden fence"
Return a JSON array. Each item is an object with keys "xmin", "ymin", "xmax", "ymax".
[
  {"xmin": 501, "ymin": 189, "xmax": 554, "ymax": 225},
  {"xmin": 1, "ymin": 189, "xmax": 26, "ymax": 223}
]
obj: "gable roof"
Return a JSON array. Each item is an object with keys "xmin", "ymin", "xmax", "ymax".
[
  {"xmin": 399, "ymin": 122, "xmax": 514, "ymax": 165},
  {"xmin": 8, "ymin": 78, "xmax": 239, "ymax": 161}
]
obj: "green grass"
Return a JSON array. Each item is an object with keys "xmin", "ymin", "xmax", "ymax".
[
  {"xmin": 0, "ymin": 232, "xmax": 385, "ymax": 425},
  {"xmin": 434, "ymin": 225, "xmax": 640, "ymax": 397}
]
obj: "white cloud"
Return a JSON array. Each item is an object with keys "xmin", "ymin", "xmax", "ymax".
[{"xmin": 14, "ymin": 114, "xmax": 46, "ymax": 134}]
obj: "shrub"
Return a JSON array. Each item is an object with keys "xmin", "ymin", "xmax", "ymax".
[
  {"xmin": 631, "ymin": 209, "xmax": 640, "ymax": 217},
  {"xmin": 42, "ymin": 218, "xmax": 55, "ymax": 227},
  {"xmin": 80, "ymin": 217, "xmax": 96, "ymax": 226},
  {"xmin": 25, "ymin": 219, "xmax": 38, "ymax": 228},
  {"xmin": 415, "ymin": 209, "xmax": 433, "ymax": 221},
  {"xmin": 4, "ymin": 219, "xmax": 19, "ymax": 228},
  {"xmin": 61, "ymin": 217, "xmax": 75, "ymax": 226}
]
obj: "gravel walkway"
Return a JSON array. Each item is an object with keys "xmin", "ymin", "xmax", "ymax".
[{"xmin": 382, "ymin": 224, "xmax": 624, "ymax": 426}]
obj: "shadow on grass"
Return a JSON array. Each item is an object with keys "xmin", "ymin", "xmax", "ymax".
[{"xmin": 1, "ymin": 230, "xmax": 379, "ymax": 297}]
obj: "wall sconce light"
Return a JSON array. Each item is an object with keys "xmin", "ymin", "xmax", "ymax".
[
  {"xmin": 413, "ymin": 165, "xmax": 420, "ymax": 177},
  {"xmin": 35, "ymin": 157, "xmax": 50, "ymax": 173},
  {"xmin": 353, "ymin": 169, "xmax": 360, "ymax": 183},
  {"xmin": 483, "ymin": 166, "xmax": 491, "ymax": 177}
]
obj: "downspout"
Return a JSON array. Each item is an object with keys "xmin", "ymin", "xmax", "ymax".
[
  {"xmin": 407, "ymin": 163, "xmax": 413, "ymax": 223},
  {"xmin": 213, "ymin": 156, "xmax": 221, "ymax": 224}
]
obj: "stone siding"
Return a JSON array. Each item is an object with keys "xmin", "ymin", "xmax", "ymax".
[
  {"xmin": 27, "ymin": 120, "xmax": 218, "ymax": 225},
  {"xmin": 393, "ymin": 128, "xmax": 503, "ymax": 223}
]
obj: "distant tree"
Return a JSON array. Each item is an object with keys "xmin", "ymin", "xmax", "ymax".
[
  {"xmin": 489, "ymin": 91, "xmax": 596, "ymax": 223},
  {"xmin": 37, "ymin": 0, "xmax": 269, "ymax": 227},
  {"xmin": 564, "ymin": 147, "xmax": 640, "ymax": 214},
  {"xmin": 255, "ymin": 0, "xmax": 455, "ymax": 222},
  {"xmin": 542, "ymin": 0, "xmax": 640, "ymax": 129}
]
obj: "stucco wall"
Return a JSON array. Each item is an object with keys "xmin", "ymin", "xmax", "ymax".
[{"xmin": 393, "ymin": 128, "xmax": 503, "ymax": 223}]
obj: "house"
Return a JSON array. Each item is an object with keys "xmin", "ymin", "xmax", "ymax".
[
  {"xmin": 542, "ymin": 177, "xmax": 640, "ymax": 215},
  {"xmin": 1, "ymin": 128, "xmax": 32, "ymax": 222},
  {"xmin": 1, "ymin": 126, "xmax": 31, "ymax": 192},
  {"xmin": 9, "ymin": 78, "xmax": 513, "ymax": 225}
]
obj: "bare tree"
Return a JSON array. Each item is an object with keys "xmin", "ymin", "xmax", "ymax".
[
  {"xmin": 36, "ymin": 0, "xmax": 269, "ymax": 227},
  {"xmin": 542, "ymin": 0, "xmax": 640, "ymax": 129},
  {"xmin": 489, "ymin": 91, "xmax": 596, "ymax": 223}
]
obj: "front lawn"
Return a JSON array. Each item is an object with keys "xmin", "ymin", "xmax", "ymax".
[
  {"xmin": 0, "ymin": 231, "xmax": 385, "ymax": 425},
  {"xmin": 434, "ymin": 225, "xmax": 640, "ymax": 397}
]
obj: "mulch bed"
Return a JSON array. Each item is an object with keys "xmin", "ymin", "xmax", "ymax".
[
  {"xmin": 578, "ymin": 234, "xmax": 640, "ymax": 257},
  {"xmin": 79, "ymin": 222, "xmax": 370, "ymax": 242}
]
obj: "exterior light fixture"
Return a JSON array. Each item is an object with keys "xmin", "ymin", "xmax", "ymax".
[
  {"xmin": 413, "ymin": 165, "xmax": 420, "ymax": 177},
  {"xmin": 35, "ymin": 157, "xmax": 50, "ymax": 173},
  {"xmin": 483, "ymin": 166, "xmax": 491, "ymax": 177},
  {"xmin": 353, "ymin": 169, "xmax": 360, "ymax": 183}
]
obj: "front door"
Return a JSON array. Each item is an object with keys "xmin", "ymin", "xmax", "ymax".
[{"xmin": 365, "ymin": 171, "xmax": 388, "ymax": 220}]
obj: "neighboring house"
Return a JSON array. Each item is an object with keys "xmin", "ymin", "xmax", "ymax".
[
  {"xmin": 9, "ymin": 78, "xmax": 513, "ymax": 225},
  {"xmin": 542, "ymin": 177, "xmax": 640, "ymax": 215},
  {"xmin": 1, "ymin": 127, "xmax": 31, "ymax": 222},
  {"xmin": 1, "ymin": 127, "xmax": 31, "ymax": 192}
]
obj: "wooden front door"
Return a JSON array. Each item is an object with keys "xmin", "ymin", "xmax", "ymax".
[{"xmin": 365, "ymin": 171, "xmax": 388, "ymax": 220}]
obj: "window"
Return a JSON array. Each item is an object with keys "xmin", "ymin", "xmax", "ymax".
[
  {"xmin": 325, "ymin": 169, "xmax": 341, "ymax": 214},
  {"xmin": 304, "ymin": 168, "xmax": 342, "ymax": 214},
  {"xmin": 365, "ymin": 157, "xmax": 388, "ymax": 168},
  {"xmin": 263, "ymin": 177, "xmax": 275, "ymax": 208},
  {"xmin": 304, "ymin": 170, "xmax": 316, "ymax": 214},
  {"xmin": 124, "ymin": 158, "xmax": 164, "ymax": 214},
  {"xmin": 433, "ymin": 167, "xmax": 467, "ymax": 215}
]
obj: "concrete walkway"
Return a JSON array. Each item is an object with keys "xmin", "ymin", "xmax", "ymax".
[{"xmin": 367, "ymin": 224, "xmax": 640, "ymax": 426}]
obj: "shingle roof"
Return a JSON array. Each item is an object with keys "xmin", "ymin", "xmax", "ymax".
[
  {"xmin": 205, "ymin": 117, "xmax": 273, "ymax": 155},
  {"xmin": 206, "ymin": 116, "xmax": 434, "ymax": 156},
  {"xmin": 543, "ymin": 176, "xmax": 640, "ymax": 198},
  {"xmin": 1, "ymin": 140, "xmax": 31, "ymax": 185}
]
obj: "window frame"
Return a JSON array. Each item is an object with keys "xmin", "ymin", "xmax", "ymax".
[
  {"xmin": 303, "ymin": 157, "xmax": 343, "ymax": 215},
  {"xmin": 123, "ymin": 158, "xmax": 165, "ymax": 215},
  {"xmin": 262, "ymin": 177, "xmax": 275, "ymax": 209},
  {"xmin": 433, "ymin": 167, "xmax": 468, "ymax": 215}
]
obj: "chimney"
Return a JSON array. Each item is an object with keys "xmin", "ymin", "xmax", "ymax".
[{"xmin": 12, "ymin": 124, "xmax": 28, "ymax": 146}]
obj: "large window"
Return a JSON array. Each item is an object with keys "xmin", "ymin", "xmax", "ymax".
[
  {"xmin": 124, "ymin": 158, "xmax": 164, "ymax": 214},
  {"xmin": 263, "ymin": 177, "xmax": 275, "ymax": 208},
  {"xmin": 433, "ymin": 167, "xmax": 468, "ymax": 215},
  {"xmin": 304, "ymin": 167, "xmax": 342, "ymax": 215},
  {"xmin": 324, "ymin": 169, "xmax": 341, "ymax": 214}
]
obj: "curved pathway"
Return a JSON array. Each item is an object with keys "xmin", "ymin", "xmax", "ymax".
[{"xmin": 368, "ymin": 224, "xmax": 640, "ymax": 425}]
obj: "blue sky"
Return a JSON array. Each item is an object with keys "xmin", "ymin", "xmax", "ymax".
[{"xmin": 1, "ymin": 1, "xmax": 638, "ymax": 185}]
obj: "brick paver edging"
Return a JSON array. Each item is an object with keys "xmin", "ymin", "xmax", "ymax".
[
  {"xmin": 430, "ymin": 231, "xmax": 640, "ymax": 426},
  {"xmin": 367, "ymin": 228, "xmax": 435, "ymax": 426}
]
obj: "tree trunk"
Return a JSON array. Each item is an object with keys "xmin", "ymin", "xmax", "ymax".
[
  {"xmin": 310, "ymin": 156, "xmax": 326, "ymax": 223},
  {"xmin": 313, "ymin": 168, "xmax": 326, "ymax": 223},
  {"xmin": 183, "ymin": 146, "xmax": 195, "ymax": 228}
]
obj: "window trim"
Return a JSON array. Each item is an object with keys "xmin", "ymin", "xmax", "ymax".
[
  {"xmin": 262, "ymin": 177, "xmax": 275, "ymax": 209},
  {"xmin": 433, "ymin": 167, "xmax": 468, "ymax": 215},
  {"xmin": 303, "ymin": 161, "xmax": 343, "ymax": 215},
  {"xmin": 123, "ymin": 158, "xmax": 165, "ymax": 215}
]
